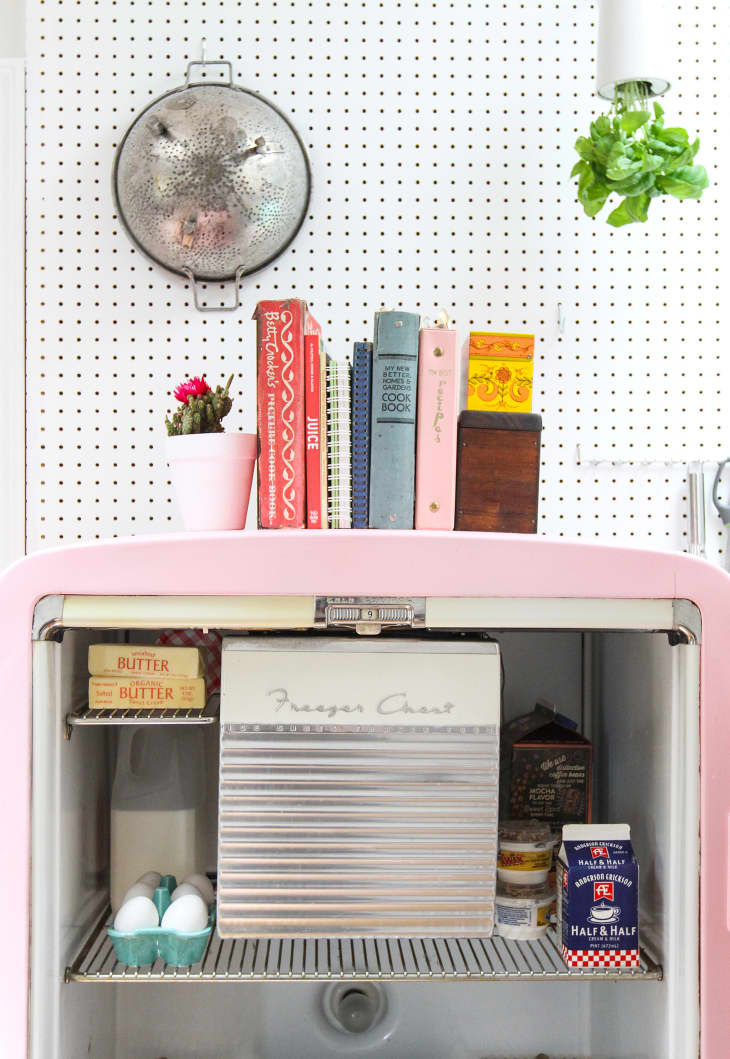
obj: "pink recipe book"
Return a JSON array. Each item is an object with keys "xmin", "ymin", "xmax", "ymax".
[{"xmin": 415, "ymin": 326, "xmax": 459, "ymax": 530}]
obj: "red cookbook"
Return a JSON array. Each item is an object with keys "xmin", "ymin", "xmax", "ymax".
[
  {"xmin": 304, "ymin": 332, "xmax": 324, "ymax": 529},
  {"xmin": 255, "ymin": 299, "xmax": 321, "ymax": 529}
]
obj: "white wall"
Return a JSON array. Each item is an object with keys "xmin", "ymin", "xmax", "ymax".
[{"xmin": 0, "ymin": 0, "xmax": 24, "ymax": 58}]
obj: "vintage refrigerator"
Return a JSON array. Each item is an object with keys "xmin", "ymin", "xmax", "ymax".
[{"xmin": 0, "ymin": 529, "xmax": 726, "ymax": 1058}]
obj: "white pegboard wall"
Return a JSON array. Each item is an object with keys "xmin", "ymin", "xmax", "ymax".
[{"xmin": 24, "ymin": 0, "xmax": 730, "ymax": 559}]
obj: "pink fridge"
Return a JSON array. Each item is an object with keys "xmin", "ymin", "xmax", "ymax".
[{"xmin": 0, "ymin": 529, "xmax": 726, "ymax": 1058}]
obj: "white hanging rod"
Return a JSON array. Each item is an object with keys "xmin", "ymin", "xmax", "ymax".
[{"xmin": 575, "ymin": 446, "xmax": 726, "ymax": 468}]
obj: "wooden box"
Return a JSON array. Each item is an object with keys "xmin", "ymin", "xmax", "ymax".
[{"xmin": 455, "ymin": 411, "xmax": 541, "ymax": 533}]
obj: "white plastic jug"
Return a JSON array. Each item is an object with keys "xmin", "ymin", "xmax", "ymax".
[{"xmin": 110, "ymin": 727, "xmax": 206, "ymax": 911}]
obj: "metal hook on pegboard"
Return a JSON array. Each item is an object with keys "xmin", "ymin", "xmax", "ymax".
[
  {"xmin": 711, "ymin": 460, "xmax": 730, "ymax": 570},
  {"xmin": 557, "ymin": 303, "xmax": 566, "ymax": 336}
]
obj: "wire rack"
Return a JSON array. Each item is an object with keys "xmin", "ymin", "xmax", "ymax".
[
  {"xmin": 64, "ymin": 695, "xmax": 219, "ymax": 737},
  {"xmin": 66, "ymin": 908, "xmax": 662, "ymax": 984}
]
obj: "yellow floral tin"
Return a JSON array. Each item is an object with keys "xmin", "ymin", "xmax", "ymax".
[{"xmin": 467, "ymin": 332, "xmax": 534, "ymax": 412}]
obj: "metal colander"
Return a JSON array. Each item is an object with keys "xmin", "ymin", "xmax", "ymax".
[{"xmin": 112, "ymin": 60, "xmax": 311, "ymax": 310}]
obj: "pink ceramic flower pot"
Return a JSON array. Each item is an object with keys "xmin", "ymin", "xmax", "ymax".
[{"xmin": 165, "ymin": 432, "xmax": 257, "ymax": 531}]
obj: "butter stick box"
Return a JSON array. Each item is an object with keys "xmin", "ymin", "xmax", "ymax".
[
  {"xmin": 557, "ymin": 824, "xmax": 640, "ymax": 969},
  {"xmin": 89, "ymin": 676, "xmax": 206, "ymax": 711},
  {"xmin": 88, "ymin": 644, "xmax": 204, "ymax": 680}
]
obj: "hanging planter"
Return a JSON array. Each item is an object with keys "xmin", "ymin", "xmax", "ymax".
[{"xmin": 572, "ymin": 0, "xmax": 709, "ymax": 226}]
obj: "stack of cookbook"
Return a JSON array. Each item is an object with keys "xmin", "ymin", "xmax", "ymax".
[{"xmin": 254, "ymin": 299, "xmax": 460, "ymax": 530}]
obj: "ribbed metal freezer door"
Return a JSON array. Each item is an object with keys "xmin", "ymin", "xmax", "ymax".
[{"xmin": 218, "ymin": 636, "xmax": 500, "ymax": 938}]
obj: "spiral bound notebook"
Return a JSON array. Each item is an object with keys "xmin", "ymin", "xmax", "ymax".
[
  {"xmin": 327, "ymin": 357, "xmax": 352, "ymax": 529},
  {"xmin": 351, "ymin": 342, "xmax": 373, "ymax": 529}
]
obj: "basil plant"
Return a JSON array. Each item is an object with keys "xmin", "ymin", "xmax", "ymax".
[{"xmin": 572, "ymin": 82, "xmax": 709, "ymax": 227}]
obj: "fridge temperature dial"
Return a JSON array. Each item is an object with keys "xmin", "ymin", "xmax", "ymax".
[{"xmin": 315, "ymin": 597, "xmax": 426, "ymax": 634}]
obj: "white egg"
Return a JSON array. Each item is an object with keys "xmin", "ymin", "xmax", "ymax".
[
  {"xmin": 171, "ymin": 882, "xmax": 203, "ymax": 903},
  {"xmin": 161, "ymin": 893, "xmax": 208, "ymax": 934},
  {"xmin": 136, "ymin": 871, "xmax": 162, "ymax": 888},
  {"xmin": 113, "ymin": 896, "xmax": 159, "ymax": 933},
  {"xmin": 120, "ymin": 882, "xmax": 155, "ymax": 906},
  {"xmin": 182, "ymin": 872, "xmax": 215, "ymax": 905}
]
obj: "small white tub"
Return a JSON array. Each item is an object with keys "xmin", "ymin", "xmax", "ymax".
[
  {"xmin": 494, "ymin": 882, "xmax": 556, "ymax": 940},
  {"xmin": 497, "ymin": 820, "xmax": 554, "ymax": 886}
]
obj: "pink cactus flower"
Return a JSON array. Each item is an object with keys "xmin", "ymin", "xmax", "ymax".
[{"xmin": 174, "ymin": 376, "xmax": 211, "ymax": 403}]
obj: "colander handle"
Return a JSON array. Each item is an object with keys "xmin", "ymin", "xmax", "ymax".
[
  {"xmin": 182, "ymin": 266, "xmax": 244, "ymax": 313},
  {"xmin": 184, "ymin": 60, "xmax": 233, "ymax": 88}
]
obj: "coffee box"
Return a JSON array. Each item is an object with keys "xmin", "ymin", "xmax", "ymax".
[
  {"xmin": 557, "ymin": 824, "xmax": 640, "ymax": 969},
  {"xmin": 501, "ymin": 708, "xmax": 592, "ymax": 842}
]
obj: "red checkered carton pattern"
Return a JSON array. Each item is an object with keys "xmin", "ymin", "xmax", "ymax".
[
  {"xmin": 157, "ymin": 629, "xmax": 222, "ymax": 694},
  {"xmin": 562, "ymin": 945, "xmax": 640, "ymax": 969}
]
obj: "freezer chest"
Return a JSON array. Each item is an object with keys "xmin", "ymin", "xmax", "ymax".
[{"xmin": 217, "ymin": 636, "xmax": 501, "ymax": 937}]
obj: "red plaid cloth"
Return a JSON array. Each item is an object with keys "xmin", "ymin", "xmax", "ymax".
[{"xmin": 157, "ymin": 628, "xmax": 223, "ymax": 694}]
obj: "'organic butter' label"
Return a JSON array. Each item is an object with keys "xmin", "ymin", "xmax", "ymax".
[{"xmin": 89, "ymin": 676, "xmax": 206, "ymax": 711}]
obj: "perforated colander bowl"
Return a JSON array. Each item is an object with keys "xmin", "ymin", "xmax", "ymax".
[{"xmin": 113, "ymin": 60, "xmax": 311, "ymax": 310}]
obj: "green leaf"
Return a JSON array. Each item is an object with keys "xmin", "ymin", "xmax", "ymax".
[
  {"xmin": 653, "ymin": 101, "xmax": 664, "ymax": 122},
  {"xmin": 591, "ymin": 115, "xmax": 612, "ymax": 138},
  {"xmin": 574, "ymin": 136, "xmax": 595, "ymax": 162},
  {"xmin": 625, "ymin": 192, "xmax": 651, "ymax": 222},
  {"xmin": 664, "ymin": 144, "xmax": 698, "ymax": 172},
  {"xmin": 592, "ymin": 134, "xmax": 619, "ymax": 167},
  {"xmin": 609, "ymin": 171, "xmax": 657, "ymax": 197},
  {"xmin": 571, "ymin": 159, "xmax": 589, "ymax": 179},
  {"xmin": 606, "ymin": 193, "xmax": 650, "ymax": 226},
  {"xmin": 606, "ymin": 199, "xmax": 635, "ymax": 227},
  {"xmin": 619, "ymin": 109, "xmax": 650, "ymax": 135},
  {"xmin": 656, "ymin": 165, "xmax": 710, "ymax": 200},
  {"xmin": 627, "ymin": 141, "xmax": 664, "ymax": 174},
  {"xmin": 646, "ymin": 135, "xmax": 684, "ymax": 159},
  {"xmin": 577, "ymin": 168, "xmax": 611, "ymax": 217},
  {"xmin": 655, "ymin": 125, "xmax": 690, "ymax": 148},
  {"xmin": 642, "ymin": 151, "xmax": 665, "ymax": 173},
  {"xmin": 605, "ymin": 143, "xmax": 643, "ymax": 182}
]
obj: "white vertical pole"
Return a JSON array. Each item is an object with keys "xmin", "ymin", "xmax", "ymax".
[{"xmin": 0, "ymin": 57, "xmax": 25, "ymax": 570}]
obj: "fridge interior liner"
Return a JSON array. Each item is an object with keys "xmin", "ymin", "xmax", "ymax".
[{"xmin": 29, "ymin": 612, "xmax": 699, "ymax": 1059}]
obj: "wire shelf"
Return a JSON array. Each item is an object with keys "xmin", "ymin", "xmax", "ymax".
[
  {"xmin": 64, "ymin": 695, "xmax": 219, "ymax": 736},
  {"xmin": 66, "ymin": 908, "xmax": 662, "ymax": 984}
]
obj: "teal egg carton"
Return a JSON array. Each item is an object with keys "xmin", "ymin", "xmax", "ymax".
[{"xmin": 108, "ymin": 874, "xmax": 215, "ymax": 968}]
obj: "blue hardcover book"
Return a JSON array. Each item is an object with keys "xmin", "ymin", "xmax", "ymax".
[
  {"xmin": 351, "ymin": 341, "xmax": 373, "ymax": 529},
  {"xmin": 368, "ymin": 310, "xmax": 421, "ymax": 529}
]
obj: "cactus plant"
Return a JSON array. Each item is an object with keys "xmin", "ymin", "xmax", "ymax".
[{"xmin": 165, "ymin": 374, "xmax": 234, "ymax": 435}]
